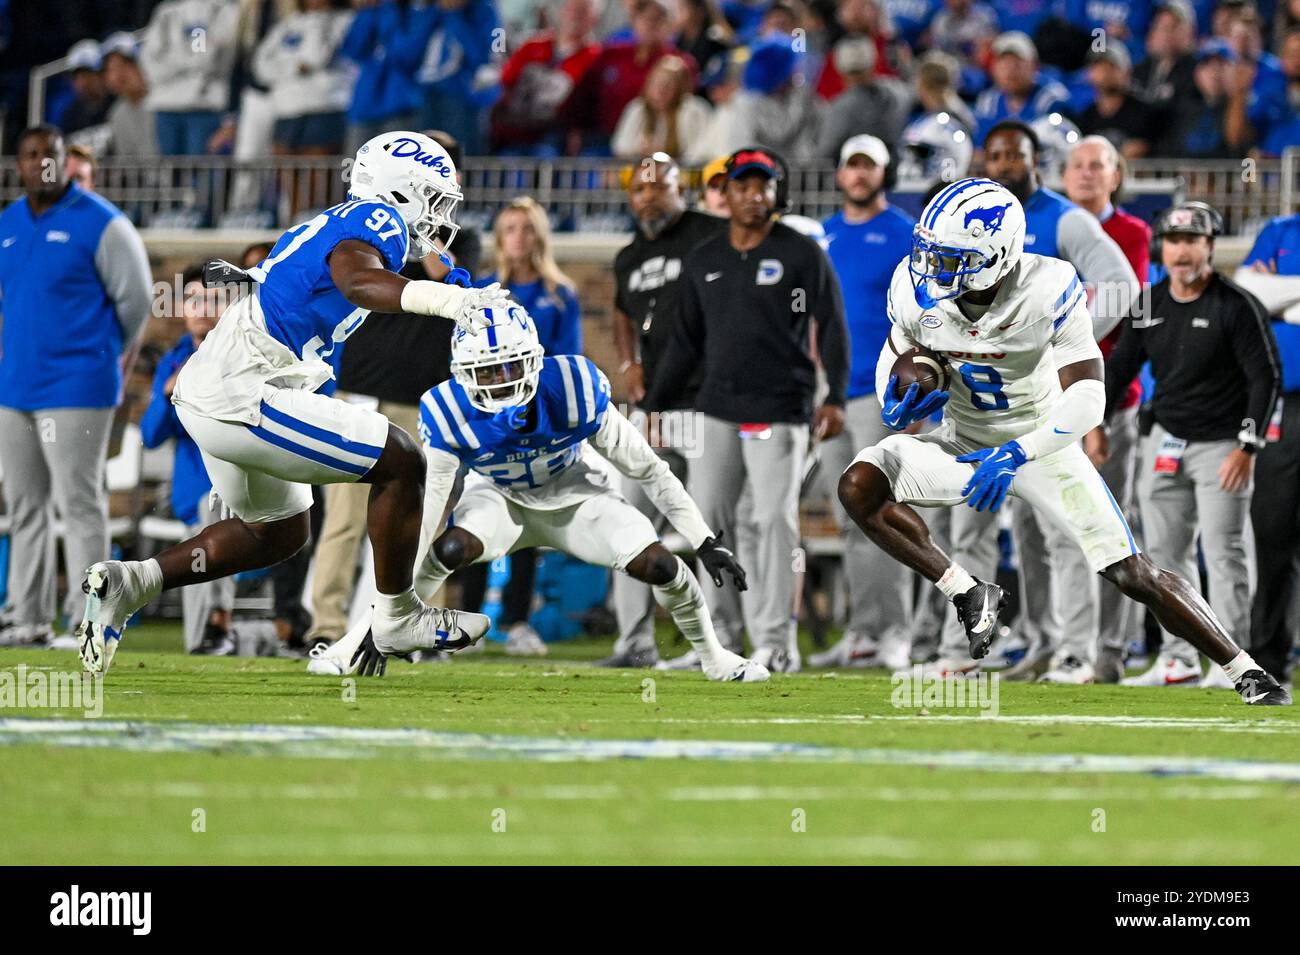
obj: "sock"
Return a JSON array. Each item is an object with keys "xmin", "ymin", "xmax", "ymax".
[
  {"xmin": 652, "ymin": 559, "xmax": 726, "ymax": 665},
  {"xmin": 124, "ymin": 558, "xmax": 164, "ymax": 609},
  {"xmin": 936, "ymin": 563, "xmax": 977, "ymax": 600},
  {"xmin": 372, "ymin": 587, "xmax": 421, "ymax": 626},
  {"xmin": 1220, "ymin": 649, "xmax": 1259, "ymax": 683},
  {"xmin": 414, "ymin": 553, "xmax": 454, "ymax": 606}
]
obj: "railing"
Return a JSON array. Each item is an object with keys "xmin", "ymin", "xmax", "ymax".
[{"xmin": 2, "ymin": 153, "xmax": 1292, "ymax": 237}]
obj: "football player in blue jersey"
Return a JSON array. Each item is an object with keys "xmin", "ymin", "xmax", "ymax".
[
  {"xmin": 76, "ymin": 131, "xmax": 511, "ymax": 675},
  {"xmin": 309, "ymin": 304, "xmax": 771, "ymax": 682}
]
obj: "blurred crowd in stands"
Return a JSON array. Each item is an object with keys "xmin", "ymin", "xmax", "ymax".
[{"xmin": 9, "ymin": 0, "xmax": 1300, "ymax": 170}]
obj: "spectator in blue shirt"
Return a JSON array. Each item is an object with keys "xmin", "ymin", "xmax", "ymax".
[
  {"xmin": 996, "ymin": 0, "xmax": 1062, "ymax": 36},
  {"xmin": 139, "ymin": 265, "xmax": 235, "ymax": 655},
  {"xmin": 973, "ymin": 31, "xmax": 1072, "ymax": 146},
  {"xmin": 391, "ymin": 0, "xmax": 500, "ymax": 156},
  {"xmin": 0, "ymin": 125, "xmax": 152, "ymax": 647},
  {"xmin": 1064, "ymin": 0, "xmax": 1154, "ymax": 55},
  {"xmin": 812, "ymin": 134, "xmax": 915, "ymax": 670},
  {"xmin": 339, "ymin": 0, "xmax": 421, "ymax": 155},
  {"xmin": 1234, "ymin": 26, "xmax": 1300, "ymax": 153}
]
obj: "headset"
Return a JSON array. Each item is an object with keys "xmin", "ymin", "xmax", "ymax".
[
  {"xmin": 724, "ymin": 146, "xmax": 792, "ymax": 214},
  {"xmin": 1150, "ymin": 200, "xmax": 1224, "ymax": 264}
]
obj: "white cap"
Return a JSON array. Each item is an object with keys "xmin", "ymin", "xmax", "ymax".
[
  {"xmin": 992, "ymin": 31, "xmax": 1037, "ymax": 61},
  {"xmin": 839, "ymin": 133, "xmax": 890, "ymax": 169},
  {"xmin": 67, "ymin": 39, "xmax": 102, "ymax": 72},
  {"xmin": 101, "ymin": 31, "xmax": 139, "ymax": 62}
]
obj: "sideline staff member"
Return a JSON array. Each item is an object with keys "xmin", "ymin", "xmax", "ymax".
[{"xmin": 647, "ymin": 146, "xmax": 849, "ymax": 673}]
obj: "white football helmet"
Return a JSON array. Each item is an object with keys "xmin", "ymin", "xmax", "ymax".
[
  {"xmin": 349, "ymin": 131, "xmax": 462, "ymax": 257},
  {"xmin": 909, "ymin": 178, "xmax": 1026, "ymax": 308},
  {"xmin": 898, "ymin": 111, "xmax": 973, "ymax": 183},
  {"xmin": 450, "ymin": 302, "xmax": 545, "ymax": 412},
  {"xmin": 1031, "ymin": 112, "xmax": 1081, "ymax": 182}
]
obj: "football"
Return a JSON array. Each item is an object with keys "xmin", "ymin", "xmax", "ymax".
[{"xmin": 891, "ymin": 346, "xmax": 951, "ymax": 399}]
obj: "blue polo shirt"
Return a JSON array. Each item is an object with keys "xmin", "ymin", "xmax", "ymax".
[
  {"xmin": 973, "ymin": 79, "xmax": 1072, "ymax": 144},
  {"xmin": 823, "ymin": 205, "xmax": 916, "ymax": 401},
  {"xmin": 0, "ymin": 183, "xmax": 133, "ymax": 410},
  {"xmin": 476, "ymin": 274, "xmax": 582, "ymax": 356},
  {"xmin": 1022, "ymin": 186, "xmax": 1076, "ymax": 258},
  {"xmin": 1243, "ymin": 214, "xmax": 1300, "ymax": 394}
]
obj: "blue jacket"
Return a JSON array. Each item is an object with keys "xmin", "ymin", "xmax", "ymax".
[
  {"xmin": 0, "ymin": 183, "xmax": 152, "ymax": 410},
  {"xmin": 477, "ymin": 274, "xmax": 583, "ymax": 356},
  {"xmin": 1244, "ymin": 215, "xmax": 1300, "ymax": 394},
  {"xmin": 140, "ymin": 335, "xmax": 212, "ymax": 525},
  {"xmin": 339, "ymin": 0, "xmax": 421, "ymax": 123},
  {"xmin": 391, "ymin": 0, "xmax": 498, "ymax": 101}
]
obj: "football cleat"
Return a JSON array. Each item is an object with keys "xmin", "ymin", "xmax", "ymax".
[
  {"xmin": 749, "ymin": 645, "xmax": 802, "ymax": 674},
  {"xmin": 1234, "ymin": 669, "xmax": 1292, "ymax": 706},
  {"xmin": 504, "ymin": 622, "xmax": 548, "ymax": 656},
  {"xmin": 307, "ymin": 621, "xmax": 369, "ymax": 676},
  {"xmin": 594, "ymin": 647, "xmax": 659, "ymax": 668},
  {"xmin": 76, "ymin": 561, "xmax": 151, "ymax": 673},
  {"xmin": 1120, "ymin": 655, "xmax": 1201, "ymax": 687},
  {"xmin": 371, "ymin": 604, "xmax": 490, "ymax": 657},
  {"xmin": 952, "ymin": 580, "xmax": 1006, "ymax": 660},
  {"xmin": 808, "ymin": 631, "xmax": 878, "ymax": 668},
  {"xmin": 1038, "ymin": 655, "xmax": 1095, "ymax": 684},
  {"xmin": 703, "ymin": 650, "xmax": 770, "ymax": 683}
]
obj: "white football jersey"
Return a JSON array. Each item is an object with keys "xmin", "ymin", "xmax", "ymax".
[{"xmin": 879, "ymin": 252, "xmax": 1102, "ymax": 447}]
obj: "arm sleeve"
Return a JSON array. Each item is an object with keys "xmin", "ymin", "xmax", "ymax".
[
  {"xmin": 1103, "ymin": 319, "xmax": 1147, "ymax": 417},
  {"xmin": 812, "ymin": 243, "xmax": 850, "ymax": 407},
  {"xmin": 588, "ymin": 405, "xmax": 714, "ymax": 549},
  {"xmin": 139, "ymin": 356, "xmax": 181, "ymax": 448},
  {"xmin": 413, "ymin": 446, "xmax": 462, "ymax": 604},
  {"xmin": 1056, "ymin": 208, "xmax": 1140, "ymax": 340},
  {"xmin": 1229, "ymin": 291, "xmax": 1283, "ymax": 447},
  {"xmin": 94, "ymin": 215, "xmax": 153, "ymax": 346}
]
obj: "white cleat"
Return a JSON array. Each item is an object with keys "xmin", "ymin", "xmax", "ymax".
[
  {"xmin": 703, "ymin": 649, "xmax": 770, "ymax": 683},
  {"xmin": 76, "ymin": 561, "xmax": 150, "ymax": 674},
  {"xmin": 1120, "ymin": 654, "xmax": 1201, "ymax": 687},
  {"xmin": 750, "ymin": 645, "xmax": 801, "ymax": 673},
  {"xmin": 307, "ymin": 617, "xmax": 371, "ymax": 676},
  {"xmin": 504, "ymin": 622, "xmax": 548, "ymax": 656},
  {"xmin": 655, "ymin": 649, "xmax": 702, "ymax": 671},
  {"xmin": 371, "ymin": 604, "xmax": 491, "ymax": 657},
  {"xmin": 1201, "ymin": 663, "xmax": 1235, "ymax": 690},
  {"xmin": 1038, "ymin": 655, "xmax": 1096, "ymax": 684}
]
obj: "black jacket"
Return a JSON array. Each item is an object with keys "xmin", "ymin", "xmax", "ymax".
[{"xmin": 1105, "ymin": 272, "xmax": 1281, "ymax": 444}]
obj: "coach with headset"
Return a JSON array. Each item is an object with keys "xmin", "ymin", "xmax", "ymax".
[
  {"xmin": 646, "ymin": 147, "xmax": 849, "ymax": 673},
  {"xmin": 1105, "ymin": 201, "xmax": 1281, "ymax": 688}
]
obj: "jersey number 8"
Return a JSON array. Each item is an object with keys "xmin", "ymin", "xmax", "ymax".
[{"xmin": 959, "ymin": 363, "xmax": 1010, "ymax": 411}]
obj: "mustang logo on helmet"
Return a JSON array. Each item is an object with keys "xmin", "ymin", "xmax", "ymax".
[{"xmin": 964, "ymin": 202, "xmax": 1012, "ymax": 235}]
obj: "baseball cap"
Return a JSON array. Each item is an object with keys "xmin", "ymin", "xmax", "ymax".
[
  {"xmin": 726, "ymin": 147, "xmax": 782, "ymax": 179},
  {"xmin": 1196, "ymin": 38, "xmax": 1236, "ymax": 63},
  {"xmin": 833, "ymin": 36, "xmax": 877, "ymax": 76},
  {"xmin": 1158, "ymin": 202, "xmax": 1221, "ymax": 237},
  {"xmin": 743, "ymin": 35, "xmax": 800, "ymax": 95},
  {"xmin": 67, "ymin": 39, "xmax": 102, "ymax": 72},
  {"xmin": 1087, "ymin": 40, "xmax": 1132, "ymax": 71},
  {"xmin": 101, "ymin": 31, "xmax": 139, "ymax": 62},
  {"xmin": 839, "ymin": 133, "xmax": 890, "ymax": 169},
  {"xmin": 1155, "ymin": 0, "xmax": 1197, "ymax": 28},
  {"xmin": 702, "ymin": 154, "xmax": 729, "ymax": 187},
  {"xmin": 992, "ymin": 31, "xmax": 1037, "ymax": 61}
]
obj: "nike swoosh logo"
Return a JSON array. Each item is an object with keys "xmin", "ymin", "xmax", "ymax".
[
  {"xmin": 1053, "ymin": 428, "xmax": 1071, "ymax": 435},
  {"xmin": 973, "ymin": 592, "xmax": 993, "ymax": 634},
  {"xmin": 997, "ymin": 321, "xmax": 1017, "ymax": 331},
  {"xmin": 1243, "ymin": 690, "xmax": 1270, "ymax": 703},
  {"xmin": 705, "ymin": 271, "xmax": 723, "ymax": 282}
]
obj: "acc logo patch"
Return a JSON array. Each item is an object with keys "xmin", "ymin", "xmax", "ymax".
[
  {"xmin": 756, "ymin": 259, "xmax": 784, "ymax": 285},
  {"xmin": 920, "ymin": 313, "xmax": 942, "ymax": 328}
]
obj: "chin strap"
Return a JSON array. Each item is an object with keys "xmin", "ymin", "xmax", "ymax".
[{"xmin": 437, "ymin": 250, "xmax": 472, "ymax": 288}]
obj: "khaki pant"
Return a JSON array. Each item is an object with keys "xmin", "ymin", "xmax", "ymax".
[{"xmin": 306, "ymin": 398, "xmax": 420, "ymax": 641}]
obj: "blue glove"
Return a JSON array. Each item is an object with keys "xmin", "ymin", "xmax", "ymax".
[
  {"xmin": 437, "ymin": 250, "xmax": 473, "ymax": 288},
  {"xmin": 880, "ymin": 375, "xmax": 950, "ymax": 431},
  {"xmin": 957, "ymin": 440, "xmax": 1028, "ymax": 513}
]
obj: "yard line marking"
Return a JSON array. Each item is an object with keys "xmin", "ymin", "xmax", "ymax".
[
  {"xmin": 2, "ymin": 717, "xmax": 1300, "ymax": 782},
  {"xmin": 575, "ymin": 714, "xmax": 1300, "ymax": 733}
]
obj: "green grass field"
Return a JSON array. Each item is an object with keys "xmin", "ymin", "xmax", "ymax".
[{"xmin": 1, "ymin": 622, "xmax": 1298, "ymax": 864}]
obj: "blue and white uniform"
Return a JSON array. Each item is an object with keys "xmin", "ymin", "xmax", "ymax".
[
  {"xmin": 172, "ymin": 197, "xmax": 410, "ymax": 523},
  {"xmin": 414, "ymin": 355, "xmax": 713, "ymax": 582}
]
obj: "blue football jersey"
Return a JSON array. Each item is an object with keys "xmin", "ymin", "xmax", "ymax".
[
  {"xmin": 252, "ymin": 197, "xmax": 410, "ymax": 363},
  {"xmin": 419, "ymin": 355, "xmax": 611, "ymax": 491}
]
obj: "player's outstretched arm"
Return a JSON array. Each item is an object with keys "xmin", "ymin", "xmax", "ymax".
[
  {"xmin": 328, "ymin": 239, "xmax": 504, "ymax": 332},
  {"xmin": 589, "ymin": 406, "xmax": 712, "ymax": 547}
]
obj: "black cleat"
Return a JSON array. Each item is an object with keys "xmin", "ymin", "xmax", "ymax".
[
  {"xmin": 1235, "ymin": 669, "xmax": 1292, "ymax": 705},
  {"xmin": 952, "ymin": 581, "xmax": 1006, "ymax": 660},
  {"xmin": 594, "ymin": 647, "xmax": 660, "ymax": 668}
]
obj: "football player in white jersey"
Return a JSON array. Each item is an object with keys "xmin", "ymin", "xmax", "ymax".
[
  {"xmin": 309, "ymin": 305, "xmax": 770, "ymax": 683},
  {"xmin": 837, "ymin": 177, "xmax": 1290, "ymax": 705}
]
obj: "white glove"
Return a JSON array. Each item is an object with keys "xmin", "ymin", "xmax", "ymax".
[{"xmin": 400, "ymin": 280, "xmax": 511, "ymax": 334}]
